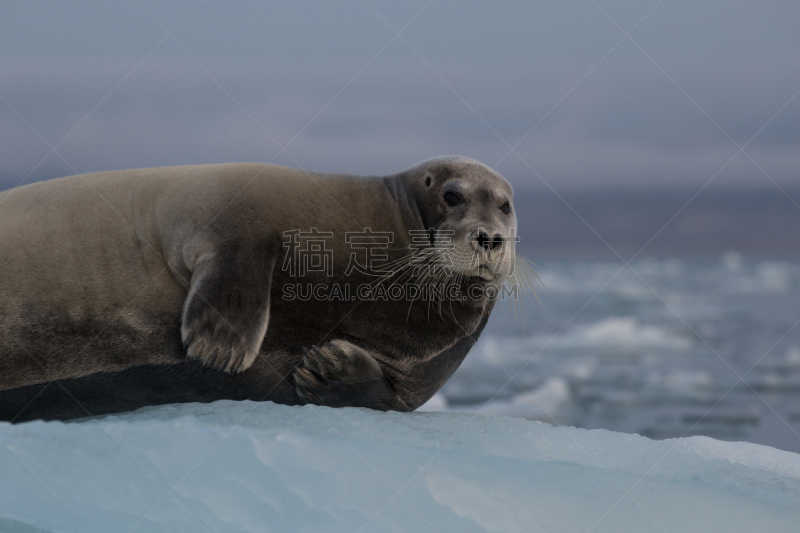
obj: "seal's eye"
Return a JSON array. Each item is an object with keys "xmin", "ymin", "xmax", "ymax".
[
  {"xmin": 443, "ymin": 191, "xmax": 462, "ymax": 206},
  {"xmin": 500, "ymin": 202, "xmax": 511, "ymax": 215},
  {"xmin": 425, "ymin": 176, "xmax": 431, "ymax": 187}
]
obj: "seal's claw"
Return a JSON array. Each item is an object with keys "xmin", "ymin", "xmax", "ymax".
[
  {"xmin": 292, "ymin": 340, "xmax": 385, "ymax": 407},
  {"xmin": 182, "ymin": 316, "xmax": 259, "ymax": 374},
  {"xmin": 295, "ymin": 384, "xmax": 320, "ymax": 405}
]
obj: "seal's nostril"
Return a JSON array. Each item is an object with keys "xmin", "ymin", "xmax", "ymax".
[
  {"xmin": 476, "ymin": 231, "xmax": 489, "ymax": 251},
  {"xmin": 491, "ymin": 234, "xmax": 503, "ymax": 251}
]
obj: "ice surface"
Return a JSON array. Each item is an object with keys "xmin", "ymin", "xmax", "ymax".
[{"xmin": 1, "ymin": 401, "xmax": 798, "ymax": 532}]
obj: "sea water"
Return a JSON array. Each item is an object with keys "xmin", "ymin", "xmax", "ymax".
[{"xmin": 425, "ymin": 256, "xmax": 800, "ymax": 454}]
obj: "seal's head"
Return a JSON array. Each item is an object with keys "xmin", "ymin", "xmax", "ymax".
[{"xmin": 404, "ymin": 157, "xmax": 516, "ymax": 282}]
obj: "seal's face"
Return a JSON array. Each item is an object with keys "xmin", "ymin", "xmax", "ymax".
[{"xmin": 409, "ymin": 157, "xmax": 517, "ymax": 282}]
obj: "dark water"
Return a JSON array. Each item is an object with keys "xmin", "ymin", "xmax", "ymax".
[
  {"xmin": 511, "ymin": 188, "xmax": 800, "ymax": 258},
  {"xmin": 426, "ymin": 256, "xmax": 800, "ymax": 454}
]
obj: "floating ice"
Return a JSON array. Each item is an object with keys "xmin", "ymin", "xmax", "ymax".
[
  {"xmin": 550, "ymin": 316, "xmax": 693, "ymax": 351},
  {"xmin": 418, "ymin": 393, "xmax": 448, "ymax": 412},
  {"xmin": 756, "ymin": 261, "xmax": 794, "ymax": 293},
  {"xmin": 1, "ymin": 401, "xmax": 798, "ymax": 532},
  {"xmin": 645, "ymin": 370, "xmax": 714, "ymax": 397},
  {"xmin": 476, "ymin": 377, "xmax": 573, "ymax": 420},
  {"xmin": 722, "ymin": 251, "xmax": 744, "ymax": 271}
]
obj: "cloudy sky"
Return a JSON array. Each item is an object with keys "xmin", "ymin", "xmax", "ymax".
[{"xmin": 1, "ymin": 0, "xmax": 799, "ymax": 192}]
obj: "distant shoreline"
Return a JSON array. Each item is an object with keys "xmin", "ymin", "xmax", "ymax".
[{"xmin": 513, "ymin": 188, "xmax": 800, "ymax": 258}]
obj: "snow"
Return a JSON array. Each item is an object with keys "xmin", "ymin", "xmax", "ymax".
[{"xmin": 1, "ymin": 401, "xmax": 799, "ymax": 532}]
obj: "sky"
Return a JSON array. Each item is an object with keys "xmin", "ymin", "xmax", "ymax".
[{"xmin": 1, "ymin": 0, "xmax": 799, "ymax": 193}]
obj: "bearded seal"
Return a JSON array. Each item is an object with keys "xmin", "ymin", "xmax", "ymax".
[{"xmin": 0, "ymin": 157, "xmax": 520, "ymax": 421}]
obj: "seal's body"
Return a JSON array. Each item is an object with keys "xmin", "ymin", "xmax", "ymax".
[{"xmin": 0, "ymin": 158, "xmax": 517, "ymax": 421}]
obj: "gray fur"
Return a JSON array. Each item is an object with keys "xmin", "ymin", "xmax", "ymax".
[{"xmin": 0, "ymin": 158, "xmax": 516, "ymax": 421}]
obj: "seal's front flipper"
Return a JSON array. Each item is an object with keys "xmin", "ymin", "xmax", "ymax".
[
  {"xmin": 181, "ymin": 241, "xmax": 276, "ymax": 374},
  {"xmin": 293, "ymin": 340, "xmax": 407, "ymax": 410}
]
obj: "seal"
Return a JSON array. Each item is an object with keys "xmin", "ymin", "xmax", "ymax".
[{"xmin": 0, "ymin": 157, "xmax": 521, "ymax": 421}]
